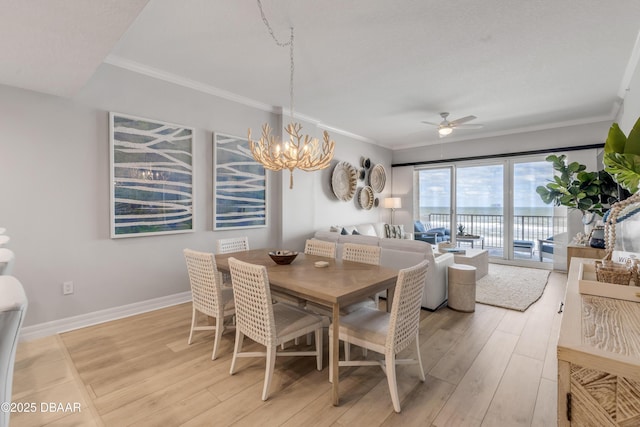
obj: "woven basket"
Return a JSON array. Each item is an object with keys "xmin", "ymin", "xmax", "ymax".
[
  {"xmin": 602, "ymin": 192, "xmax": 640, "ymax": 286},
  {"xmin": 594, "ymin": 260, "xmax": 633, "ymax": 286}
]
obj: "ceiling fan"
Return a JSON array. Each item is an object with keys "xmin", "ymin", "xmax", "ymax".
[{"xmin": 422, "ymin": 112, "xmax": 483, "ymax": 137}]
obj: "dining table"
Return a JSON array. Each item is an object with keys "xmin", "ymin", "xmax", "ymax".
[{"xmin": 215, "ymin": 248, "xmax": 399, "ymax": 406}]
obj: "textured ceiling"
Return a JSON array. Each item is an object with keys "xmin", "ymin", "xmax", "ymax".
[
  {"xmin": 0, "ymin": 0, "xmax": 149, "ymax": 97},
  {"xmin": 2, "ymin": 0, "xmax": 640, "ymax": 149}
]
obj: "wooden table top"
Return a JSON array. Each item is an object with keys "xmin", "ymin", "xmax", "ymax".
[{"xmin": 215, "ymin": 249, "xmax": 399, "ymax": 308}]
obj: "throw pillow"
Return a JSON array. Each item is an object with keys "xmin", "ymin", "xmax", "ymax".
[
  {"xmin": 341, "ymin": 227, "xmax": 349, "ymax": 235},
  {"xmin": 329, "ymin": 225, "xmax": 342, "ymax": 232},
  {"xmin": 414, "ymin": 220, "xmax": 427, "ymax": 233},
  {"xmin": 384, "ymin": 224, "xmax": 405, "ymax": 239},
  {"xmin": 352, "ymin": 230, "xmax": 360, "ymax": 235}
]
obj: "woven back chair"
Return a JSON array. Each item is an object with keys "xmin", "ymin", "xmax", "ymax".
[
  {"xmin": 216, "ymin": 236, "xmax": 249, "ymax": 285},
  {"xmin": 304, "ymin": 239, "xmax": 337, "ymax": 258},
  {"xmin": 228, "ymin": 257, "xmax": 323, "ymax": 401},
  {"xmin": 342, "ymin": 243, "xmax": 381, "ymax": 265},
  {"xmin": 183, "ymin": 249, "xmax": 235, "ymax": 360},
  {"xmin": 216, "ymin": 236, "xmax": 249, "ymax": 254},
  {"xmin": 329, "ymin": 260, "xmax": 429, "ymax": 413},
  {"xmin": 341, "ymin": 243, "xmax": 382, "ymax": 311}
]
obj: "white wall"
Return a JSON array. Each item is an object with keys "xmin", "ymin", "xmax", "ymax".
[
  {"xmin": 0, "ymin": 64, "xmax": 391, "ymax": 328},
  {"xmin": 618, "ymin": 55, "xmax": 640, "ymax": 133}
]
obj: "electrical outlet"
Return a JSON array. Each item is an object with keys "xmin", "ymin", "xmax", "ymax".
[{"xmin": 63, "ymin": 281, "xmax": 74, "ymax": 295}]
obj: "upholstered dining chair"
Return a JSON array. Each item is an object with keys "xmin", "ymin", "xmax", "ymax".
[
  {"xmin": 304, "ymin": 239, "xmax": 337, "ymax": 258},
  {"xmin": 329, "ymin": 259, "xmax": 429, "ymax": 413},
  {"xmin": 0, "ymin": 249, "xmax": 15, "ymax": 276},
  {"xmin": 183, "ymin": 249, "xmax": 235, "ymax": 360},
  {"xmin": 216, "ymin": 236, "xmax": 249, "ymax": 254},
  {"xmin": 228, "ymin": 257, "xmax": 323, "ymax": 401}
]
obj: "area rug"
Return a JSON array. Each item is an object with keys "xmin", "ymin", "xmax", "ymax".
[{"xmin": 475, "ymin": 264, "xmax": 551, "ymax": 311}]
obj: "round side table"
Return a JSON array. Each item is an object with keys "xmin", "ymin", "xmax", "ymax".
[{"xmin": 448, "ymin": 263, "xmax": 477, "ymax": 312}]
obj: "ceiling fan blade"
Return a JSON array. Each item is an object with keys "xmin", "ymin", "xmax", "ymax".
[
  {"xmin": 449, "ymin": 115, "xmax": 477, "ymax": 126},
  {"xmin": 421, "ymin": 121, "xmax": 440, "ymax": 126},
  {"xmin": 453, "ymin": 123, "xmax": 484, "ymax": 129}
]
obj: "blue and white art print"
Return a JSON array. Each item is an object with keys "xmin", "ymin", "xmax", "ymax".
[
  {"xmin": 110, "ymin": 112, "xmax": 194, "ymax": 238},
  {"xmin": 214, "ymin": 133, "xmax": 266, "ymax": 230}
]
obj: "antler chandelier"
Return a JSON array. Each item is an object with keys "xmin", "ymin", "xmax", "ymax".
[{"xmin": 248, "ymin": 0, "xmax": 335, "ymax": 189}]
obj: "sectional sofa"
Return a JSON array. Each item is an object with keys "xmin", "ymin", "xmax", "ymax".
[{"xmin": 313, "ymin": 223, "xmax": 454, "ymax": 310}]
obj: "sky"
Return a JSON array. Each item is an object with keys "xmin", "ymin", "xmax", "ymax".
[{"xmin": 418, "ymin": 160, "xmax": 554, "ymax": 210}]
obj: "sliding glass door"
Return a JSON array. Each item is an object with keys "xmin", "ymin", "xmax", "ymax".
[
  {"xmin": 456, "ymin": 164, "xmax": 504, "ymax": 250},
  {"xmin": 415, "ymin": 167, "xmax": 453, "ymax": 232},
  {"xmin": 415, "ymin": 155, "xmax": 565, "ymax": 266}
]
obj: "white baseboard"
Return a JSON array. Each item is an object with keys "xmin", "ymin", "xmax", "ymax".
[{"xmin": 20, "ymin": 291, "xmax": 192, "ymax": 342}]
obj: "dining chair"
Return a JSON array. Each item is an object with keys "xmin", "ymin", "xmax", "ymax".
[
  {"xmin": 216, "ymin": 236, "xmax": 250, "ymax": 286},
  {"xmin": 0, "ymin": 249, "xmax": 15, "ymax": 276},
  {"xmin": 329, "ymin": 259, "xmax": 429, "ymax": 413},
  {"xmin": 228, "ymin": 257, "xmax": 323, "ymax": 401},
  {"xmin": 304, "ymin": 239, "xmax": 337, "ymax": 258},
  {"xmin": 342, "ymin": 243, "xmax": 381, "ymax": 312},
  {"xmin": 216, "ymin": 236, "xmax": 249, "ymax": 254},
  {"xmin": 183, "ymin": 249, "xmax": 235, "ymax": 360}
]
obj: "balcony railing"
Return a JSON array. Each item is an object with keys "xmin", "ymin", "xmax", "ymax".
[{"xmin": 424, "ymin": 213, "xmax": 566, "ymax": 251}]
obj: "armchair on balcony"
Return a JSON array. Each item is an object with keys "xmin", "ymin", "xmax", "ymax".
[
  {"xmin": 538, "ymin": 237, "xmax": 555, "ymax": 261},
  {"xmin": 414, "ymin": 221, "xmax": 450, "ymax": 245}
]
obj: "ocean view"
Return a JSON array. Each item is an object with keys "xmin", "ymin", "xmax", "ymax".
[{"xmin": 420, "ymin": 206, "xmax": 555, "ymax": 217}]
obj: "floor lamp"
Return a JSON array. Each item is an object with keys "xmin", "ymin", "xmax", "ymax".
[{"xmin": 383, "ymin": 197, "xmax": 401, "ymax": 224}]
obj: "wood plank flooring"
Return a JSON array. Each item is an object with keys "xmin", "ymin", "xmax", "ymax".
[{"xmin": 11, "ymin": 270, "xmax": 567, "ymax": 426}]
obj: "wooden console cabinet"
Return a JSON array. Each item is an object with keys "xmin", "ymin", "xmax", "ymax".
[
  {"xmin": 557, "ymin": 258, "xmax": 640, "ymax": 426},
  {"xmin": 566, "ymin": 244, "xmax": 607, "ymax": 268}
]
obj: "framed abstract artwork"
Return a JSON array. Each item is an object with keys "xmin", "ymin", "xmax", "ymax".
[
  {"xmin": 110, "ymin": 112, "xmax": 194, "ymax": 238},
  {"xmin": 214, "ymin": 132, "xmax": 266, "ymax": 230}
]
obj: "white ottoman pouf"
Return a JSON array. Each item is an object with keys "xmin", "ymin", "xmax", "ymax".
[{"xmin": 448, "ymin": 264, "xmax": 476, "ymax": 312}]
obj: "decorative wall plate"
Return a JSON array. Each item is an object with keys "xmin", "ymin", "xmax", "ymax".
[
  {"xmin": 358, "ymin": 186, "xmax": 375, "ymax": 210},
  {"xmin": 369, "ymin": 164, "xmax": 386, "ymax": 193},
  {"xmin": 331, "ymin": 161, "xmax": 358, "ymax": 201}
]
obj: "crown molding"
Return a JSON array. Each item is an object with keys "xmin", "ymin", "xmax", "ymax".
[
  {"xmin": 104, "ymin": 55, "xmax": 378, "ymax": 145},
  {"xmin": 104, "ymin": 55, "xmax": 275, "ymax": 112}
]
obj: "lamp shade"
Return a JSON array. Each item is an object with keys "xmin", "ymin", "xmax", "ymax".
[{"xmin": 383, "ymin": 197, "xmax": 401, "ymax": 209}]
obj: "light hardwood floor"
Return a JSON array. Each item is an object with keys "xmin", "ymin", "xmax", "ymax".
[{"xmin": 11, "ymin": 270, "xmax": 567, "ymax": 426}]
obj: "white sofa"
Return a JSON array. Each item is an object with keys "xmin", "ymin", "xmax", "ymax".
[{"xmin": 313, "ymin": 229, "xmax": 454, "ymax": 310}]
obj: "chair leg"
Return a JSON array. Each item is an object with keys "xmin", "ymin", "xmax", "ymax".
[
  {"xmin": 415, "ymin": 334, "xmax": 425, "ymax": 381},
  {"xmin": 385, "ymin": 353, "xmax": 401, "ymax": 413},
  {"xmin": 315, "ymin": 328, "xmax": 322, "ymax": 371},
  {"xmin": 262, "ymin": 345, "xmax": 277, "ymax": 401},
  {"xmin": 211, "ymin": 315, "xmax": 224, "ymax": 360},
  {"xmin": 188, "ymin": 307, "xmax": 197, "ymax": 345},
  {"xmin": 230, "ymin": 330, "xmax": 244, "ymax": 375}
]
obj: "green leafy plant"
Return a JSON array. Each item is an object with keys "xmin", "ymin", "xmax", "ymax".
[
  {"xmin": 536, "ymin": 154, "xmax": 628, "ymax": 217},
  {"xmin": 603, "ymin": 117, "xmax": 640, "ymax": 194}
]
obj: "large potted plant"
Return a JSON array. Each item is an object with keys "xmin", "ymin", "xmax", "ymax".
[
  {"xmin": 536, "ymin": 155, "xmax": 629, "ymax": 247},
  {"xmin": 536, "ymin": 154, "xmax": 627, "ymax": 218},
  {"xmin": 603, "ymin": 117, "xmax": 640, "ymax": 194}
]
